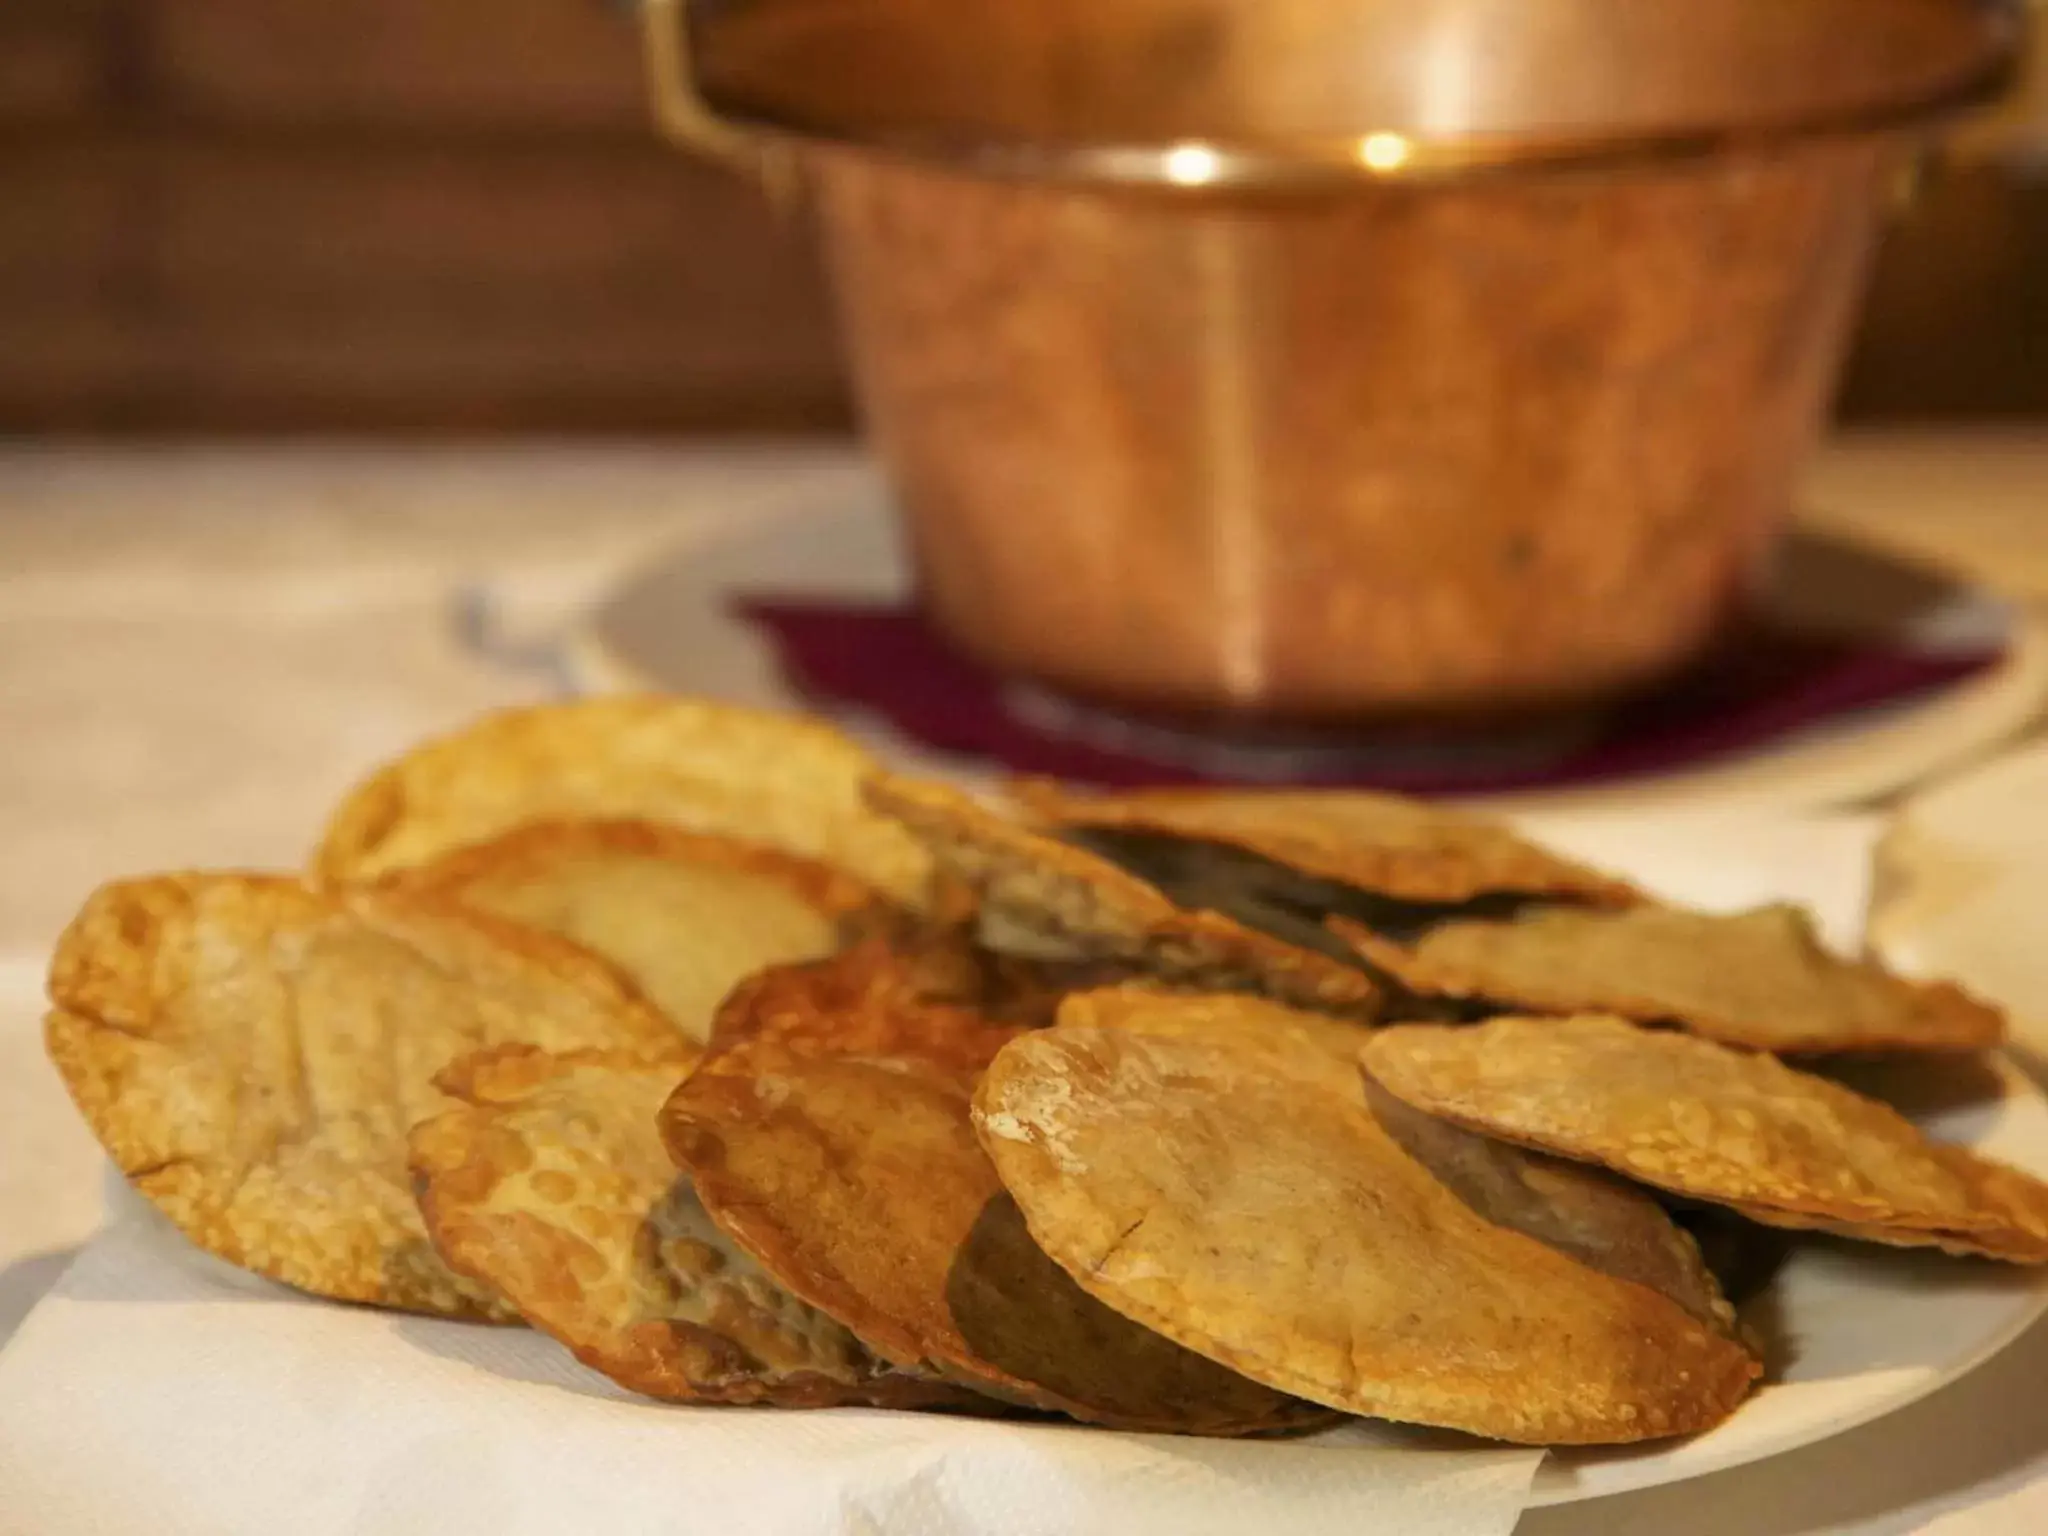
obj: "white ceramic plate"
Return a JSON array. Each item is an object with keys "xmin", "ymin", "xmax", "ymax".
[
  {"xmin": 1528, "ymin": 1052, "xmax": 2048, "ymax": 1503},
  {"xmin": 564, "ymin": 492, "xmax": 2048, "ymax": 818}
]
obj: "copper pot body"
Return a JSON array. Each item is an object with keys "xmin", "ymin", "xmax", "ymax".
[
  {"xmin": 814, "ymin": 145, "xmax": 1895, "ymax": 716},
  {"xmin": 654, "ymin": 0, "xmax": 2020, "ymax": 720}
]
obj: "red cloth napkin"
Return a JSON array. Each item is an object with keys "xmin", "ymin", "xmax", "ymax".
[{"xmin": 736, "ymin": 598, "xmax": 2000, "ymax": 794}]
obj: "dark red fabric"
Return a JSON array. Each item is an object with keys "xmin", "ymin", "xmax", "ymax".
[{"xmin": 735, "ymin": 598, "xmax": 2000, "ymax": 794}]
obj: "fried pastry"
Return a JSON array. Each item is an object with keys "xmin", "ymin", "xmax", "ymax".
[
  {"xmin": 1358, "ymin": 1076, "xmax": 1739, "ymax": 1339},
  {"xmin": 411, "ymin": 1045, "xmax": 976, "ymax": 1408},
  {"xmin": 660, "ymin": 941, "xmax": 1333, "ymax": 1435},
  {"xmin": 45, "ymin": 874, "xmax": 680, "ymax": 1318},
  {"xmin": 1362, "ymin": 1015, "xmax": 2048, "ymax": 1261},
  {"xmin": 385, "ymin": 820, "xmax": 875, "ymax": 1043},
  {"xmin": 864, "ymin": 774, "xmax": 1381, "ymax": 1016},
  {"xmin": 313, "ymin": 695, "xmax": 934, "ymax": 905},
  {"xmin": 1014, "ymin": 780, "xmax": 1639, "ymax": 907},
  {"xmin": 1335, "ymin": 903, "xmax": 2003, "ymax": 1054},
  {"xmin": 974, "ymin": 989, "xmax": 1758, "ymax": 1444}
]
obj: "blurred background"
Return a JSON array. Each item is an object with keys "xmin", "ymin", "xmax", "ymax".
[{"xmin": 2, "ymin": 0, "xmax": 2044, "ymax": 438}]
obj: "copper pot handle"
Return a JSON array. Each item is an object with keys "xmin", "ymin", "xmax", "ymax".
[{"xmin": 641, "ymin": 0, "xmax": 800, "ymax": 193}]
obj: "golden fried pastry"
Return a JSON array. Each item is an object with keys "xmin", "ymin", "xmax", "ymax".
[
  {"xmin": 974, "ymin": 989, "xmax": 1759, "ymax": 1444},
  {"xmin": 385, "ymin": 820, "xmax": 876, "ymax": 1044},
  {"xmin": 1358, "ymin": 1077, "xmax": 1739, "ymax": 1340},
  {"xmin": 1014, "ymin": 780, "xmax": 1639, "ymax": 907},
  {"xmin": 1362, "ymin": 1015, "xmax": 2048, "ymax": 1262},
  {"xmin": 692, "ymin": 924, "xmax": 1126, "ymax": 1047},
  {"xmin": 1336, "ymin": 903, "xmax": 2004, "ymax": 1054},
  {"xmin": 411, "ymin": 1045, "xmax": 975, "ymax": 1408},
  {"xmin": 313, "ymin": 696, "xmax": 934, "ymax": 905},
  {"xmin": 661, "ymin": 941, "xmax": 1333, "ymax": 1435},
  {"xmin": 863, "ymin": 773, "xmax": 1380, "ymax": 1016},
  {"xmin": 45, "ymin": 874, "xmax": 681, "ymax": 1318}
]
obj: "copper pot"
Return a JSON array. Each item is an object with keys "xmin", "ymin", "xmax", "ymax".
[{"xmin": 644, "ymin": 0, "xmax": 2021, "ymax": 721}]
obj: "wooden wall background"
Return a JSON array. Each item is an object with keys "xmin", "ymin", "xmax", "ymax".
[{"xmin": 2, "ymin": 0, "xmax": 2043, "ymax": 435}]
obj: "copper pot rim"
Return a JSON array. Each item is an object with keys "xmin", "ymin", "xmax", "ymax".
[{"xmin": 671, "ymin": 4, "xmax": 2026, "ymax": 191}]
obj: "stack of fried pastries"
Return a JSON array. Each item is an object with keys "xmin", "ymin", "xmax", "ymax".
[{"xmin": 43, "ymin": 697, "xmax": 2048, "ymax": 1448}]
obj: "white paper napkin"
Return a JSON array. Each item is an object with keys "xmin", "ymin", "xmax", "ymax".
[
  {"xmin": 0, "ymin": 1189, "xmax": 1539, "ymax": 1536},
  {"xmin": 0, "ymin": 814, "xmax": 1885, "ymax": 1536}
]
